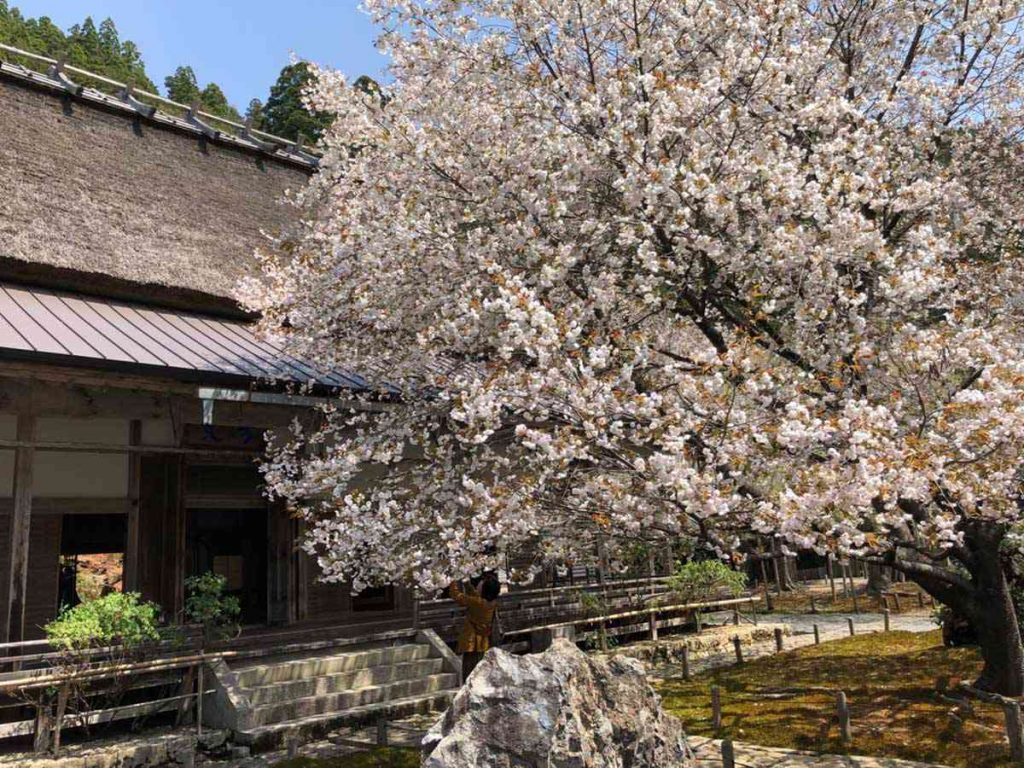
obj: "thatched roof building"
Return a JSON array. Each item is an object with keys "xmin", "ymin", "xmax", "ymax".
[{"xmin": 0, "ymin": 55, "xmax": 313, "ymax": 316}]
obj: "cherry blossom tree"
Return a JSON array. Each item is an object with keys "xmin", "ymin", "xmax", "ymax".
[{"xmin": 242, "ymin": 0, "xmax": 1024, "ymax": 693}]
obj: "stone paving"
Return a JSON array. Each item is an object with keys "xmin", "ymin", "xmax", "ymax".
[{"xmin": 689, "ymin": 736, "xmax": 948, "ymax": 768}]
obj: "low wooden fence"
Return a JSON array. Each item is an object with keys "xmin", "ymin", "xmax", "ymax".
[{"xmin": 0, "ymin": 649, "xmax": 224, "ymax": 753}]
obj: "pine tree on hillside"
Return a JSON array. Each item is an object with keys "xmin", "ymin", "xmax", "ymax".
[
  {"xmin": 259, "ymin": 62, "xmax": 334, "ymax": 142},
  {"xmin": 0, "ymin": 3, "xmax": 156, "ymax": 91},
  {"xmin": 164, "ymin": 65, "xmax": 241, "ymax": 122},
  {"xmin": 164, "ymin": 65, "xmax": 200, "ymax": 104}
]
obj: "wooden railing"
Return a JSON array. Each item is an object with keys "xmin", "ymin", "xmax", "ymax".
[{"xmin": 0, "ymin": 650, "xmax": 226, "ymax": 752}]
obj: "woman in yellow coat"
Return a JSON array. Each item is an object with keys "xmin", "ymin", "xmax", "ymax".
[{"xmin": 449, "ymin": 575, "xmax": 500, "ymax": 678}]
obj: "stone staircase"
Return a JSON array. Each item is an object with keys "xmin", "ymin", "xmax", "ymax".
[{"xmin": 205, "ymin": 629, "xmax": 460, "ymax": 752}]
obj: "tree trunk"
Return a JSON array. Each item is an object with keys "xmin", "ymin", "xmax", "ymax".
[
  {"xmin": 899, "ymin": 520, "xmax": 1024, "ymax": 697},
  {"xmin": 966, "ymin": 526, "xmax": 1024, "ymax": 696},
  {"xmin": 866, "ymin": 563, "xmax": 891, "ymax": 596}
]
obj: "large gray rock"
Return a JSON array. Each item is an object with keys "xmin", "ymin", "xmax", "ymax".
[{"xmin": 422, "ymin": 638, "xmax": 692, "ymax": 767}]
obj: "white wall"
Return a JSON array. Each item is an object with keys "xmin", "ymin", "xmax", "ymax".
[
  {"xmin": 34, "ymin": 418, "xmax": 130, "ymax": 498},
  {"xmin": 0, "ymin": 417, "xmax": 135, "ymax": 499}
]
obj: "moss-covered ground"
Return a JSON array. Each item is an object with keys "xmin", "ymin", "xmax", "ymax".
[
  {"xmin": 272, "ymin": 748, "xmax": 418, "ymax": 768},
  {"xmin": 657, "ymin": 629, "xmax": 1011, "ymax": 767}
]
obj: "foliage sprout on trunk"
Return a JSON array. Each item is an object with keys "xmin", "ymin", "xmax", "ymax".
[{"xmin": 243, "ymin": 0, "xmax": 1024, "ymax": 695}]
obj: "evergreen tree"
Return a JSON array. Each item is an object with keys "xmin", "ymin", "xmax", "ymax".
[
  {"xmin": 0, "ymin": 3, "xmax": 156, "ymax": 91},
  {"xmin": 164, "ymin": 65, "xmax": 241, "ymax": 122},
  {"xmin": 164, "ymin": 65, "xmax": 200, "ymax": 105},
  {"xmin": 199, "ymin": 82, "xmax": 241, "ymax": 122},
  {"xmin": 259, "ymin": 62, "xmax": 333, "ymax": 142},
  {"xmin": 245, "ymin": 98, "xmax": 264, "ymax": 130}
]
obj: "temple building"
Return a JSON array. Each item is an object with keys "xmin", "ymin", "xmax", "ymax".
[{"xmin": 0, "ymin": 51, "xmax": 414, "ymax": 644}]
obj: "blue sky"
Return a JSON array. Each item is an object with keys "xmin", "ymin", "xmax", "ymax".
[{"xmin": 9, "ymin": 1, "xmax": 388, "ymax": 107}]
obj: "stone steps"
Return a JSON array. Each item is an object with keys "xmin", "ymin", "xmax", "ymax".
[
  {"xmin": 236, "ymin": 643, "xmax": 434, "ymax": 687},
  {"xmin": 211, "ymin": 630, "xmax": 461, "ymax": 753},
  {"xmin": 244, "ymin": 657, "xmax": 446, "ymax": 705},
  {"xmin": 234, "ymin": 690, "xmax": 456, "ymax": 752},
  {"xmin": 246, "ymin": 672, "xmax": 460, "ymax": 727}
]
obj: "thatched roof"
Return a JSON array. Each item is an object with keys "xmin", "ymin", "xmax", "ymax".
[{"xmin": 0, "ymin": 65, "xmax": 313, "ymax": 317}]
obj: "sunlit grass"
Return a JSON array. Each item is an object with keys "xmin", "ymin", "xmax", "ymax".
[{"xmin": 658, "ymin": 630, "xmax": 1012, "ymax": 767}]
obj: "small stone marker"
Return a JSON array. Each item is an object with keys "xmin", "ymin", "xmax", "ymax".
[
  {"xmin": 682, "ymin": 645, "xmax": 691, "ymax": 681},
  {"xmin": 837, "ymin": 691, "xmax": 852, "ymax": 746},
  {"xmin": 377, "ymin": 718, "xmax": 389, "ymax": 747},
  {"xmin": 774, "ymin": 627, "xmax": 784, "ymax": 652},
  {"xmin": 721, "ymin": 738, "xmax": 735, "ymax": 768},
  {"xmin": 1005, "ymin": 701, "xmax": 1024, "ymax": 761},
  {"xmin": 883, "ymin": 608, "xmax": 890, "ymax": 632},
  {"xmin": 711, "ymin": 685, "xmax": 722, "ymax": 730},
  {"xmin": 813, "ymin": 624, "xmax": 821, "ymax": 645},
  {"xmin": 733, "ymin": 635, "xmax": 743, "ymax": 663},
  {"xmin": 917, "ymin": 591, "xmax": 925, "ymax": 608},
  {"xmin": 847, "ymin": 617, "xmax": 855, "ymax": 636}
]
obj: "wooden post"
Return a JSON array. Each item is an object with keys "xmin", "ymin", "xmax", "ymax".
[
  {"xmin": 124, "ymin": 419, "xmax": 142, "ymax": 592},
  {"xmin": 733, "ymin": 635, "xmax": 743, "ymax": 663},
  {"xmin": 810, "ymin": 596, "xmax": 817, "ymax": 614},
  {"xmin": 847, "ymin": 617, "xmax": 855, "ymax": 636},
  {"xmin": 52, "ymin": 684, "xmax": 68, "ymax": 756},
  {"xmin": 917, "ymin": 591, "xmax": 925, "ymax": 609},
  {"xmin": 836, "ymin": 691, "xmax": 852, "ymax": 746},
  {"xmin": 711, "ymin": 685, "xmax": 722, "ymax": 729},
  {"xmin": 813, "ymin": 624, "xmax": 821, "ymax": 645},
  {"xmin": 883, "ymin": 608, "xmax": 890, "ymax": 632},
  {"xmin": 1004, "ymin": 701, "xmax": 1024, "ymax": 761},
  {"xmin": 4, "ymin": 413, "xmax": 35, "ymax": 646},
  {"xmin": 732, "ymin": 608, "xmax": 740, "ymax": 626},
  {"xmin": 850, "ymin": 576, "xmax": 860, "ymax": 613},
  {"xmin": 376, "ymin": 718, "xmax": 389, "ymax": 747},
  {"xmin": 32, "ymin": 701, "xmax": 52, "ymax": 754},
  {"xmin": 682, "ymin": 645, "xmax": 691, "ymax": 681},
  {"xmin": 892, "ymin": 593, "xmax": 902, "ymax": 613},
  {"xmin": 412, "ymin": 589, "xmax": 421, "ymax": 630},
  {"xmin": 721, "ymin": 738, "xmax": 735, "ymax": 768},
  {"xmin": 197, "ymin": 664, "xmax": 204, "ymax": 736},
  {"xmin": 759, "ymin": 556, "xmax": 770, "ymax": 596},
  {"xmin": 175, "ymin": 665, "xmax": 196, "ymax": 725},
  {"xmin": 287, "ymin": 739, "xmax": 299, "ymax": 758},
  {"xmin": 827, "ymin": 554, "xmax": 837, "ymax": 602},
  {"xmin": 694, "ymin": 611, "xmax": 703, "ymax": 634},
  {"xmin": 772, "ymin": 553, "xmax": 783, "ymax": 595},
  {"xmin": 774, "ymin": 627, "xmax": 784, "ymax": 652},
  {"xmin": 648, "ymin": 611, "xmax": 659, "ymax": 642}
]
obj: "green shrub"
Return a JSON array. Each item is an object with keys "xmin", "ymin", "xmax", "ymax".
[
  {"xmin": 184, "ymin": 572, "xmax": 241, "ymax": 644},
  {"xmin": 667, "ymin": 559, "xmax": 747, "ymax": 604},
  {"xmin": 45, "ymin": 592, "xmax": 160, "ymax": 651}
]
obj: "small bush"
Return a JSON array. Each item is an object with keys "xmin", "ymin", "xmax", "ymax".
[
  {"xmin": 185, "ymin": 572, "xmax": 241, "ymax": 644},
  {"xmin": 45, "ymin": 592, "xmax": 160, "ymax": 651},
  {"xmin": 667, "ymin": 559, "xmax": 747, "ymax": 605}
]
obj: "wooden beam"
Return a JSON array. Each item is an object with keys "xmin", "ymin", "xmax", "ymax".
[
  {"xmin": 0, "ymin": 439, "xmax": 258, "ymax": 457},
  {"xmin": 0, "ymin": 498, "xmax": 130, "ymax": 516},
  {"xmin": 124, "ymin": 420, "xmax": 142, "ymax": 593},
  {"xmin": 4, "ymin": 414, "xmax": 35, "ymax": 644}
]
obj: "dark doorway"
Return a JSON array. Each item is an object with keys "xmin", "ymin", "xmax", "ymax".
[
  {"xmin": 187, "ymin": 508, "xmax": 268, "ymax": 624},
  {"xmin": 59, "ymin": 513, "xmax": 126, "ymax": 612}
]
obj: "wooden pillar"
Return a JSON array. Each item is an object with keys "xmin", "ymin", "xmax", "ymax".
[
  {"xmin": 4, "ymin": 414, "xmax": 35, "ymax": 644},
  {"xmin": 124, "ymin": 420, "xmax": 142, "ymax": 593}
]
